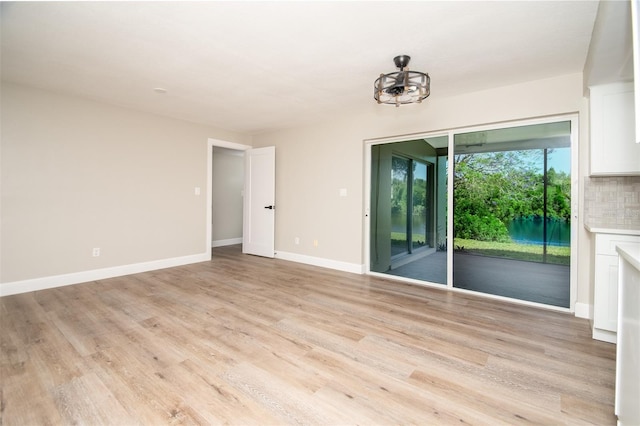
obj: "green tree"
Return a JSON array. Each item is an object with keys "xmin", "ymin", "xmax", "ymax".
[
  {"xmin": 412, "ymin": 178, "xmax": 427, "ymax": 216},
  {"xmin": 453, "ymin": 149, "xmax": 570, "ymax": 243}
]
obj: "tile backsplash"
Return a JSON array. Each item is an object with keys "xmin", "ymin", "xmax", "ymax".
[{"xmin": 584, "ymin": 176, "xmax": 640, "ymax": 229}]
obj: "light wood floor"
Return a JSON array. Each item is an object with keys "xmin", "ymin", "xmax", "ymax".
[{"xmin": 1, "ymin": 245, "xmax": 616, "ymax": 425}]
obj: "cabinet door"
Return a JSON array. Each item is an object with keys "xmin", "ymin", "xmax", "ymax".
[
  {"xmin": 590, "ymin": 82, "xmax": 640, "ymax": 175},
  {"xmin": 593, "ymin": 254, "xmax": 619, "ymax": 332}
]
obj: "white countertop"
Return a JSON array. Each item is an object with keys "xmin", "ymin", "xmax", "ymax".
[
  {"xmin": 584, "ymin": 224, "xmax": 640, "ymax": 236},
  {"xmin": 617, "ymin": 243, "xmax": 640, "ymax": 271}
]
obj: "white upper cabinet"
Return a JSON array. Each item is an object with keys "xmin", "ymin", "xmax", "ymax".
[{"xmin": 590, "ymin": 82, "xmax": 640, "ymax": 176}]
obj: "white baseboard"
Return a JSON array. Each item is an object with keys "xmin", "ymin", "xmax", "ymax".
[
  {"xmin": 592, "ymin": 327, "xmax": 616, "ymax": 344},
  {"xmin": 0, "ymin": 252, "xmax": 211, "ymax": 297},
  {"xmin": 212, "ymin": 238, "xmax": 243, "ymax": 247},
  {"xmin": 275, "ymin": 251, "xmax": 364, "ymax": 274},
  {"xmin": 574, "ymin": 302, "xmax": 592, "ymax": 319}
]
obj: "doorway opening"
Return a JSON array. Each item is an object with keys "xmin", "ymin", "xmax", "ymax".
[
  {"xmin": 206, "ymin": 139, "xmax": 251, "ymax": 256},
  {"xmin": 211, "ymin": 146, "xmax": 244, "ymax": 248}
]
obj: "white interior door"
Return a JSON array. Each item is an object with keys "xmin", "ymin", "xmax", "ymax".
[{"xmin": 242, "ymin": 146, "xmax": 275, "ymax": 257}]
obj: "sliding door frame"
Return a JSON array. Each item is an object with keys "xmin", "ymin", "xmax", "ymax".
[{"xmin": 364, "ymin": 113, "xmax": 579, "ymax": 313}]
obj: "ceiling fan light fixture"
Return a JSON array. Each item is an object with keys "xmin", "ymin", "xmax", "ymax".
[{"xmin": 374, "ymin": 55, "xmax": 430, "ymax": 107}]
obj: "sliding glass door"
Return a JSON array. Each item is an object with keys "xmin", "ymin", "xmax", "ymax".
[
  {"xmin": 370, "ymin": 137, "xmax": 447, "ymax": 284},
  {"xmin": 368, "ymin": 117, "xmax": 575, "ymax": 309}
]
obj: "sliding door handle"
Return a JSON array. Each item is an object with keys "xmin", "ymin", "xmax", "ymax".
[{"xmin": 264, "ymin": 205, "xmax": 274, "ymax": 210}]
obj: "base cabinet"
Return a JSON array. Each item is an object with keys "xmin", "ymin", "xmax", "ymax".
[
  {"xmin": 614, "ymin": 245, "xmax": 640, "ymax": 425},
  {"xmin": 592, "ymin": 233, "xmax": 640, "ymax": 343}
]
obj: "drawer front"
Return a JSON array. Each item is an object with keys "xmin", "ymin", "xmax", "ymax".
[{"xmin": 595, "ymin": 234, "xmax": 640, "ymax": 256}]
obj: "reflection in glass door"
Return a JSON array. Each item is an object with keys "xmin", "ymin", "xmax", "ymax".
[
  {"xmin": 370, "ymin": 137, "xmax": 448, "ymax": 284},
  {"xmin": 391, "ymin": 156, "xmax": 430, "ymax": 258},
  {"xmin": 391, "ymin": 156, "xmax": 410, "ymax": 257},
  {"xmin": 412, "ymin": 161, "xmax": 429, "ymax": 252}
]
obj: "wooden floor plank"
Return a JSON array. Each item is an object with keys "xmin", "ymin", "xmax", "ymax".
[
  {"xmin": 52, "ymin": 372, "xmax": 133, "ymax": 426},
  {"xmin": 1, "ymin": 244, "xmax": 617, "ymax": 424}
]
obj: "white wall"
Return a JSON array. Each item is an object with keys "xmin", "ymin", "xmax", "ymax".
[
  {"xmin": 212, "ymin": 147, "xmax": 244, "ymax": 245},
  {"xmin": 0, "ymin": 82, "xmax": 249, "ymax": 289},
  {"xmin": 252, "ymin": 73, "xmax": 593, "ymax": 308},
  {"xmin": 1, "ymin": 74, "xmax": 595, "ymax": 311}
]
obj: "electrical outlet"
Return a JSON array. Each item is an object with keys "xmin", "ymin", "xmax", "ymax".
[
  {"xmin": 295, "ymin": 237, "xmax": 300, "ymax": 245},
  {"xmin": 92, "ymin": 248, "xmax": 100, "ymax": 257},
  {"xmin": 313, "ymin": 240, "xmax": 318, "ymax": 247}
]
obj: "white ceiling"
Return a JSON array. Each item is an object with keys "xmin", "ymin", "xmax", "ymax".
[{"xmin": 1, "ymin": 1, "xmax": 605, "ymax": 135}]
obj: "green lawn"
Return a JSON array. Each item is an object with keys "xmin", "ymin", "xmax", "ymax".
[
  {"xmin": 390, "ymin": 232, "xmax": 426, "ymax": 245},
  {"xmin": 389, "ymin": 233, "xmax": 570, "ymax": 265},
  {"xmin": 453, "ymin": 238, "xmax": 570, "ymax": 265},
  {"xmin": 391, "ymin": 232, "xmax": 571, "ymax": 265}
]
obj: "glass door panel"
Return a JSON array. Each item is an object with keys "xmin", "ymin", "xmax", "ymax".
[
  {"xmin": 452, "ymin": 121, "xmax": 571, "ymax": 307},
  {"xmin": 369, "ymin": 136, "xmax": 448, "ymax": 285}
]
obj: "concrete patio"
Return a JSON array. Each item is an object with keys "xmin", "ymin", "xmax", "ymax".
[{"xmin": 386, "ymin": 251, "xmax": 570, "ymax": 308}]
